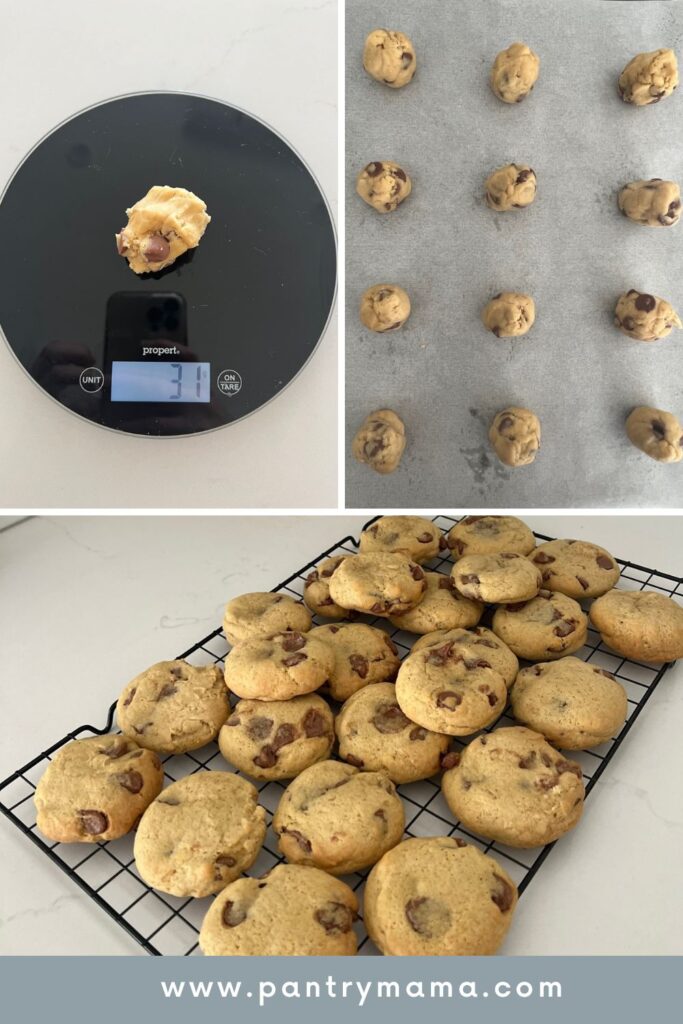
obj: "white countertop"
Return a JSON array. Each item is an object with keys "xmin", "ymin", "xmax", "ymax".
[
  {"xmin": 1, "ymin": 514, "xmax": 682, "ymax": 955},
  {"xmin": 0, "ymin": 0, "xmax": 337, "ymax": 509}
]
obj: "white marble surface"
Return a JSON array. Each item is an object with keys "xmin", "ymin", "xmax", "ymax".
[
  {"xmin": 0, "ymin": 0, "xmax": 337, "ymax": 509},
  {"xmin": 1, "ymin": 514, "xmax": 682, "ymax": 955}
]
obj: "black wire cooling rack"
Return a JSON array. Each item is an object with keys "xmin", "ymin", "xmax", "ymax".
[{"xmin": 1, "ymin": 515, "xmax": 681, "ymax": 956}]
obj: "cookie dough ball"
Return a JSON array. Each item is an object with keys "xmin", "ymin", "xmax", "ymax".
[
  {"xmin": 452, "ymin": 552, "xmax": 542, "ymax": 604},
  {"xmin": 442, "ymin": 728, "xmax": 584, "ymax": 848},
  {"xmin": 224, "ymin": 631, "xmax": 334, "ymax": 701},
  {"xmin": 364, "ymin": 837, "xmax": 518, "ymax": 956},
  {"xmin": 489, "ymin": 406, "xmax": 541, "ymax": 467},
  {"xmin": 309, "ymin": 622, "xmax": 400, "ymax": 701},
  {"xmin": 273, "ymin": 760, "xmax": 404, "ymax": 875},
  {"xmin": 199, "ymin": 864, "xmax": 358, "ymax": 956},
  {"xmin": 356, "ymin": 161, "xmax": 412, "ymax": 213},
  {"xmin": 618, "ymin": 179, "xmax": 681, "ymax": 227},
  {"xmin": 363, "ymin": 28, "xmax": 416, "ymax": 88},
  {"xmin": 482, "ymin": 292, "xmax": 535, "ymax": 337},
  {"xmin": 34, "ymin": 736, "xmax": 163, "ymax": 843},
  {"xmin": 116, "ymin": 186, "xmax": 210, "ymax": 274},
  {"xmin": 335, "ymin": 682, "xmax": 449, "ymax": 783},
  {"xmin": 490, "ymin": 43, "xmax": 540, "ymax": 104},
  {"xmin": 447, "ymin": 515, "xmax": 536, "ymax": 560},
  {"xmin": 303, "ymin": 556, "xmax": 354, "ymax": 620},
  {"xmin": 411, "ymin": 626, "xmax": 519, "ymax": 688},
  {"xmin": 485, "ymin": 163, "xmax": 537, "ymax": 211},
  {"xmin": 116, "ymin": 661, "xmax": 229, "ymax": 754},
  {"xmin": 352, "ymin": 408, "xmax": 406, "ymax": 474},
  {"xmin": 134, "ymin": 772, "xmax": 266, "ymax": 898},
  {"xmin": 614, "ymin": 290, "xmax": 682, "ymax": 341},
  {"xmin": 389, "ymin": 572, "xmax": 484, "ymax": 634},
  {"xmin": 618, "ymin": 48, "xmax": 678, "ymax": 106},
  {"xmin": 223, "ymin": 592, "xmax": 311, "ymax": 646},
  {"xmin": 329, "ymin": 552, "xmax": 427, "ymax": 618},
  {"xmin": 530, "ymin": 539, "xmax": 620, "ymax": 598},
  {"xmin": 359, "ymin": 515, "xmax": 445, "ymax": 563},
  {"xmin": 492, "ymin": 590, "xmax": 588, "ymax": 661},
  {"xmin": 511, "ymin": 658, "xmax": 628, "ymax": 749},
  {"xmin": 360, "ymin": 284, "xmax": 411, "ymax": 332},
  {"xmin": 590, "ymin": 589, "xmax": 683, "ymax": 663},
  {"xmin": 626, "ymin": 406, "xmax": 683, "ymax": 463},
  {"xmin": 217, "ymin": 693, "xmax": 334, "ymax": 780}
]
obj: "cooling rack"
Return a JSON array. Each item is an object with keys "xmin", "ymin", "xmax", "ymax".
[{"xmin": 1, "ymin": 515, "xmax": 681, "ymax": 955}]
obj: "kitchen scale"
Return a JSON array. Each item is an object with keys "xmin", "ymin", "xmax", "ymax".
[{"xmin": 0, "ymin": 92, "xmax": 336, "ymax": 436}]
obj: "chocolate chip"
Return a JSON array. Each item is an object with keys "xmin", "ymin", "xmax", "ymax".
[
  {"xmin": 485, "ymin": 691, "xmax": 498, "ymax": 707},
  {"xmin": 302, "ymin": 708, "xmax": 327, "ymax": 737},
  {"xmin": 417, "ymin": 532, "xmax": 434, "ymax": 543},
  {"xmin": 215, "ymin": 854, "xmax": 236, "ymax": 868},
  {"xmin": 622, "ymin": 315, "xmax": 636, "ymax": 331},
  {"xmin": 281, "ymin": 632, "xmax": 306, "ymax": 653},
  {"xmin": 402, "ymin": 52, "xmax": 413, "ymax": 66},
  {"xmin": 438, "ymin": 576, "xmax": 454, "ymax": 591},
  {"xmin": 157, "ymin": 682, "xmax": 178, "ymax": 700},
  {"xmin": 143, "ymin": 234, "xmax": 170, "ymax": 263},
  {"xmin": 634, "ymin": 293, "xmax": 656, "ymax": 312},
  {"xmin": 315, "ymin": 902, "xmax": 354, "ymax": 934},
  {"xmin": 576, "ymin": 576, "xmax": 589, "ymax": 591},
  {"xmin": 99, "ymin": 738, "xmax": 130, "ymax": 759},
  {"xmin": 393, "ymin": 168, "xmax": 407, "ymax": 182},
  {"xmin": 533, "ymin": 552, "xmax": 555, "ymax": 565},
  {"xmin": 459, "ymin": 573, "xmax": 480, "ymax": 586},
  {"xmin": 281, "ymin": 827, "xmax": 312, "ymax": 853},
  {"xmin": 404, "ymin": 896, "xmax": 451, "ymax": 937},
  {"xmin": 79, "ymin": 810, "xmax": 108, "ymax": 835},
  {"xmin": 384, "ymin": 635, "xmax": 399, "ymax": 655},
  {"xmin": 370, "ymin": 601, "xmax": 388, "ymax": 614},
  {"xmin": 374, "ymin": 808, "xmax": 387, "ymax": 822},
  {"xmin": 410, "ymin": 564, "xmax": 425, "ymax": 581},
  {"xmin": 253, "ymin": 746, "xmax": 278, "ymax": 769},
  {"xmin": 425, "ymin": 641, "xmax": 454, "ymax": 665},
  {"xmin": 557, "ymin": 758, "xmax": 583, "ymax": 779},
  {"xmin": 518, "ymin": 752, "xmax": 536, "ymax": 769},
  {"xmin": 372, "ymin": 702, "xmax": 411, "ymax": 734},
  {"xmin": 272, "ymin": 723, "xmax": 297, "ymax": 750},
  {"xmin": 505, "ymin": 601, "xmax": 528, "ymax": 612},
  {"xmin": 441, "ymin": 750, "xmax": 461, "ymax": 770},
  {"xmin": 225, "ymin": 716, "xmax": 241, "ymax": 727},
  {"xmin": 282, "ymin": 652, "xmax": 307, "ymax": 667},
  {"xmin": 245, "ymin": 716, "xmax": 273, "ymax": 742},
  {"xmin": 366, "ymin": 162, "xmax": 383, "ymax": 177},
  {"xmin": 516, "ymin": 169, "xmax": 532, "ymax": 184},
  {"xmin": 222, "ymin": 901, "xmax": 246, "ymax": 927},
  {"xmin": 115, "ymin": 770, "xmax": 143, "ymax": 794},
  {"xmin": 491, "ymin": 874, "xmax": 515, "ymax": 912},
  {"xmin": 305, "ymin": 570, "xmax": 319, "ymax": 585},
  {"xmin": 537, "ymin": 775, "xmax": 560, "ymax": 790},
  {"xmin": 409, "ymin": 726, "xmax": 427, "ymax": 741},
  {"xmin": 449, "ymin": 538, "xmax": 466, "ymax": 556},
  {"xmin": 436, "ymin": 690, "xmax": 462, "ymax": 710},
  {"xmin": 553, "ymin": 620, "xmax": 576, "ymax": 638},
  {"xmin": 499, "ymin": 416, "xmax": 514, "ymax": 430},
  {"xmin": 123, "ymin": 687, "xmax": 136, "ymax": 707},
  {"xmin": 596, "ymin": 555, "xmax": 614, "ymax": 570},
  {"xmin": 349, "ymin": 654, "xmax": 369, "ymax": 679},
  {"xmin": 345, "ymin": 754, "xmax": 364, "ymax": 768}
]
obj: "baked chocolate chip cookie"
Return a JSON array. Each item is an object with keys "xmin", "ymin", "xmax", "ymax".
[
  {"xmin": 223, "ymin": 592, "xmax": 312, "ymax": 646},
  {"xmin": 389, "ymin": 573, "xmax": 484, "ymax": 634},
  {"xmin": 411, "ymin": 626, "xmax": 519, "ymax": 688},
  {"xmin": 329, "ymin": 552, "xmax": 427, "ymax": 617},
  {"xmin": 309, "ymin": 623, "xmax": 400, "ymax": 701},
  {"xmin": 452, "ymin": 552, "xmax": 542, "ymax": 603},
  {"xmin": 302, "ymin": 556, "xmax": 355, "ymax": 620},
  {"xmin": 224, "ymin": 631, "xmax": 334, "ymax": 701},
  {"xmin": 447, "ymin": 515, "xmax": 535, "ymax": 559},
  {"xmin": 492, "ymin": 591, "xmax": 588, "ymax": 661},
  {"xmin": 589, "ymin": 589, "xmax": 683, "ymax": 663},
  {"xmin": 359, "ymin": 516, "xmax": 445, "ymax": 563},
  {"xmin": 530, "ymin": 539, "xmax": 620, "ymax": 598}
]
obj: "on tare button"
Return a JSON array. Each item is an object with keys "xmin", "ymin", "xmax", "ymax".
[
  {"xmin": 217, "ymin": 369, "xmax": 242, "ymax": 397},
  {"xmin": 79, "ymin": 367, "xmax": 104, "ymax": 393}
]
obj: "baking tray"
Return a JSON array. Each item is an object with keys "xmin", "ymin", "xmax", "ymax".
[
  {"xmin": 345, "ymin": 0, "xmax": 683, "ymax": 508},
  {"xmin": 1, "ymin": 514, "xmax": 680, "ymax": 955}
]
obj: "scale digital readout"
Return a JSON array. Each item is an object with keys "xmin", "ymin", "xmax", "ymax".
[{"xmin": 111, "ymin": 362, "xmax": 210, "ymax": 403}]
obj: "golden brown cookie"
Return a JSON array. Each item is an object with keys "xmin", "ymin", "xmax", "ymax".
[
  {"xmin": 452, "ymin": 552, "xmax": 542, "ymax": 603},
  {"xmin": 310, "ymin": 622, "xmax": 400, "ymax": 701},
  {"xmin": 224, "ymin": 631, "xmax": 334, "ymax": 701},
  {"xmin": 530, "ymin": 539, "xmax": 620, "ymax": 598},
  {"xmin": 329, "ymin": 552, "xmax": 427, "ymax": 617},
  {"xmin": 223, "ymin": 592, "xmax": 311, "ymax": 645},
  {"xmin": 302, "ymin": 556, "xmax": 355, "ymax": 620},
  {"xmin": 411, "ymin": 626, "xmax": 519, "ymax": 687},
  {"xmin": 389, "ymin": 573, "xmax": 484, "ymax": 634},
  {"xmin": 359, "ymin": 515, "xmax": 445, "ymax": 563},
  {"xmin": 447, "ymin": 515, "xmax": 535, "ymax": 559},
  {"xmin": 589, "ymin": 589, "xmax": 683, "ymax": 663},
  {"xmin": 492, "ymin": 591, "xmax": 588, "ymax": 661}
]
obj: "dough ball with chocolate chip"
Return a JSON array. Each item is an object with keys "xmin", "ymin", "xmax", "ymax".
[
  {"xmin": 626, "ymin": 406, "xmax": 683, "ymax": 463},
  {"xmin": 224, "ymin": 631, "xmax": 335, "ymax": 701},
  {"xmin": 360, "ymin": 284, "xmax": 411, "ymax": 332},
  {"xmin": 363, "ymin": 836, "xmax": 518, "ymax": 955},
  {"xmin": 328, "ymin": 551, "xmax": 427, "ymax": 618},
  {"xmin": 618, "ymin": 179, "xmax": 681, "ymax": 227},
  {"xmin": 310, "ymin": 622, "xmax": 401, "ymax": 701},
  {"xmin": 618, "ymin": 48, "xmax": 678, "ymax": 106},
  {"xmin": 273, "ymin": 760, "xmax": 404, "ymax": 875},
  {"xmin": 363, "ymin": 28, "xmax": 416, "ymax": 88},
  {"xmin": 482, "ymin": 292, "xmax": 535, "ymax": 337},
  {"xmin": 489, "ymin": 406, "xmax": 541, "ymax": 467},
  {"xmin": 116, "ymin": 185, "xmax": 210, "ymax": 274},
  {"xmin": 352, "ymin": 408, "xmax": 406, "ymax": 474},
  {"xmin": 134, "ymin": 772, "xmax": 266, "ymax": 898},
  {"xmin": 116, "ymin": 660, "xmax": 229, "ymax": 754},
  {"xmin": 485, "ymin": 163, "xmax": 537, "ymax": 211},
  {"xmin": 614, "ymin": 289, "xmax": 682, "ymax": 341},
  {"xmin": 356, "ymin": 161, "xmax": 412, "ymax": 213},
  {"xmin": 490, "ymin": 42, "xmax": 540, "ymax": 103},
  {"xmin": 303, "ymin": 556, "xmax": 355, "ymax": 620},
  {"xmin": 34, "ymin": 735, "xmax": 163, "ymax": 844},
  {"xmin": 223, "ymin": 591, "xmax": 312, "ymax": 646}
]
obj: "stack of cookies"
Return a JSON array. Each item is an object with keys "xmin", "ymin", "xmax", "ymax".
[{"xmin": 32, "ymin": 514, "xmax": 683, "ymax": 957}]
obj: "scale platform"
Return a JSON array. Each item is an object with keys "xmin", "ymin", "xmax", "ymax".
[{"xmin": 0, "ymin": 92, "xmax": 336, "ymax": 436}]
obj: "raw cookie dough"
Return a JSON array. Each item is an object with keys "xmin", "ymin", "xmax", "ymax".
[
  {"xmin": 490, "ymin": 43, "xmax": 540, "ymax": 104},
  {"xmin": 223, "ymin": 592, "xmax": 311, "ymax": 646},
  {"xmin": 199, "ymin": 864, "xmax": 358, "ymax": 956},
  {"xmin": 492, "ymin": 590, "xmax": 588, "ymax": 661},
  {"xmin": 389, "ymin": 572, "xmax": 484, "ymax": 634},
  {"xmin": 224, "ymin": 631, "xmax": 334, "ymax": 701},
  {"xmin": 482, "ymin": 292, "xmax": 535, "ymax": 337},
  {"xmin": 411, "ymin": 626, "xmax": 519, "ymax": 688},
  {"xmin": 328, "ymin": 552, "xmax": 427, "ymax": 617},
  {"xmin": 441, "ymin": 727, "xmax": 584, "ymax": 848},
  {"xmin": 364, "ymin": 836, "xmax": 518, "ymax": 956},
  {"xmin": 360, "ymin": 284, "xmax": 411, "ymax": 332},
  {"xmin": 303, "ymin": 556, "xmax": 355, "ymax": 620},
  {"xmin": 485, "ymin": 164, "xmax": 537, "ymax": 211},
  {"xmin": 217, "ymin": 693, "xmax": 334, "ymax": 780},
  {"xmin": 489, "ymin": 407, "xmax": 541, "ymax": 467},
  {"xmin": 352, "ymin": 409, "xmax": 406, "ymax": 474},
  {"xmin": 273, "ymin": 760, "xmax": 404, "ymax": 875},
  {"xmin": 309, "ymin": 622, "xmax": 401, "ymax": 701},
  {"xmin": 34, "ymin": 735, "xmax": 163, "ymax": 843},
  {"xmin": 116, "ymin": 661, "xmax": 229, "ymax": 754},
  {"xmin": 511, "ymin": 658, "xmax": 628, "ymax": 749},
  {"xmin": 363, "ymin": 28, "xmax": 416, "ymax": 88},
  {"xmin": 447, "ymin": 515, "xmax": 536, "ymax": 560},
  {"xmin": 116, "ymin": 186, "xmax": 210, "ymax": 274},
  {"xmin": 618, "ymin": 48, "xmax": 679, "ymax": 106},
  {"xmin": 626, "ymin": 406, "xmax": 683, "ymax": 463},
  {"xmin": 618, "ymin": 179, "xmax": 681, "ymax": 227},
  {"xmin": 335, "ymin": 682, "xmax": 449, "ymax": 783},
  {"xmin": 530, "ymin": 539, "xmax": 620, "ymax": 598},
  {"xmin": 452, "ymin": 552, "xmax": 542, "ymax": 604},
  {"xmin": 134, "ymin": 772, "xmax": 266, "ymax": 898},
  {"xmin": 614, "ymin": 289, "xmax": 682, "ymax": 341},
  {"xmin": 356, "ymin": 161, "xmax": 412, "ymax": 213},
  {"xmin": 589, "ymin": 589, "xmax": 683, "ymax": 663},
  {"xmin": 359, "ymin": 515, "xmax": 445, "ymax": 563}
]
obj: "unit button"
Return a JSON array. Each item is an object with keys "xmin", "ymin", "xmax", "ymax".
[
  {"xmin": 217, "ymin": 369, "xmax": 242, "ymax": 397},
  {"xmin": 79, "ymin": 367, "xmax": 104, "ymax": 393}
]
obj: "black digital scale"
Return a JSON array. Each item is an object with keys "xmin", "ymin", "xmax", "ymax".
[{"xmin": 0, "ymin": 92, "xmax": 336, "ymax": 436}]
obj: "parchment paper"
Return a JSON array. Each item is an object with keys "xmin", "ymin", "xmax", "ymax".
[{"xmin": 345, "ymin": 0, "xmax": 683, "ymax": 508}]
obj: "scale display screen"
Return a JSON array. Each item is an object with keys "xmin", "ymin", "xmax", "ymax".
[{"xmin": 111, "ymin": 362, "xmax": 211, "ymax": 404}]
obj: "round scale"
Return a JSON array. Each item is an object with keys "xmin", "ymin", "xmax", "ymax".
[{"xmin": 0, "ymin": 92, "xmax": 336, "ymax": 436}]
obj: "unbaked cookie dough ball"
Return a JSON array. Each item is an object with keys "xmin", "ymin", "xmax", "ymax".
[
  {"xmin": 116, "ymin": 185, "xmax": 210, "ymax": 274},
  {"xmin": 489, "ymin": 407, "xmax": 541, "ymax": 467},
  {"xmin": 614, "ymin": 290, "xmax": 682, "ymax": 341},
  {"xmin": 360, "ymin": 284, "xmax": 411, "ymax": 332},
  {"xmin": 490, "ymin": 43, "xmax": 540, "ymax": 103},
  {"xmin": 485, "ymin": 164, "xmax": 536, "ymax": 211},
  {"xmin": 356, "ymin": 161, "xmax": 412, "ymax": 213},
  {"xmin": 618, "ymin": 179, "xmax": 681, "ymax": 227},
  {"xmin": 363, "ymin": 28, "xmax": 416, "ymax": 89},
  {"xmin": 618, "ymin": 48, "xmax": 678, "ymax": 106},
  {"xmin": 482, "ymin": 292, "xmax": 535, "ymax": 338},
  {"xmin": 626, "ymin": 406, "xmax": 683, "ymax": 463},
  {"xmin": 352, "ymin": 409, "xmax": 406, "ymax": 474}
]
